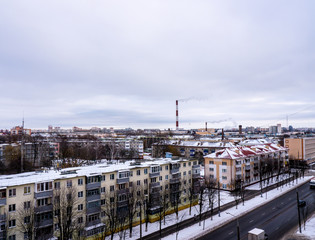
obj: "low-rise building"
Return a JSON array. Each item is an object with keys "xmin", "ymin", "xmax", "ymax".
[
  {"xmin": 0, "ymin": 158, "xmax": 200, "ymax": 239},
  {"xmin": 204, "ymin": 144, "xmax": 288, "ymax": 190}
]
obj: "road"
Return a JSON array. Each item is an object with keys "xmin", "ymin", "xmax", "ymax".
[{"xmin": 197, "ymin": 181, "xmax": 315, "ymax": 240}]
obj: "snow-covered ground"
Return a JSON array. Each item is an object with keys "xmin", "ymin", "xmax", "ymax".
[
  {"xmin": 111, "ymin": 176, "xmax": 312, "ymax": 240},
  {"xmin": 295, "ymin": 214, "xmax": 315, "ymax": 239},
  {"xmin": 163, "ymin": 176, "xmax": 312, "ymax": 240}
]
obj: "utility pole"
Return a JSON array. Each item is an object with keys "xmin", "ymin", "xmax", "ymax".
[
  {"xmin": 139, "ymin": 201, "xmax": 142, "ymax": 240},
  {"xmin": 296, "ymin": 190, "xmax": 302, "ymax": 233},
  {"xmin": 218, "ymin": 181, "xmax": 221, "ymax": 217},
  {"xmin": 21, "ymin": 117, "xmax": 24, "ymax": 173}
]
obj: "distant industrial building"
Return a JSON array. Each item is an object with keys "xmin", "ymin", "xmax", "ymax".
[{"xmin": 284, "ymin": 137, "xmax": 315, "ymax": 164}]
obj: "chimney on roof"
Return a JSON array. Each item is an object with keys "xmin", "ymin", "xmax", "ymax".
[
  {"xmin": 222, "ymin": 128, "xmax": 224, "ymax": 140},
  {"xmin": 239, "ymin": 125, "xmax": 242, "ymax": 135},
  {"xmin": 205, "ymin": 122, "xmax": 207, "ymax": 131}
]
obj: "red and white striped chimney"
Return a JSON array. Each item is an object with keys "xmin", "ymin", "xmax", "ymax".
[{"xmin": 176, "ymin": 100, "xmax": 179, "ymax": 130}]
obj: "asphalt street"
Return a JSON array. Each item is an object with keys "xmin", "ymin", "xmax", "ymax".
[{"xmin": 197, "ymin": 181, "xmax": 315, "ymax": 240}]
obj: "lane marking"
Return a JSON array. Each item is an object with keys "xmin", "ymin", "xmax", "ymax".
[
  {"xmin": 249, "ymin": 220, "xmax": 254, "ymax": 223},
  {"xmin": 228, "ymin": 231, "xmax": 234, "ymax": 235}
]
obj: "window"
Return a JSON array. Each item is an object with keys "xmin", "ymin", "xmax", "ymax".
[
  {"xmin": 101, "ymin": 199, "xmax": 105, "ymax": 205},
  {"xmin": 183, "ymin": 163, "xmax": 186, "ymax": 167},
  {"xmin": 165, "ymin": 185, "xmax": 169, "ymax": 190},
  {"xmin": 118, "ymin": 171, "xmax": 130, "ymax": 179},
  {"xmin": 209, "ymin": 168, "xmax": 214, "ymax": 171},
  {"xmin": 209, "ymin": 161, "xmax": 214, "ymax": 164},
  {"xmin": 144, "ymin": 169, "xmax": 148, "ymax": 174},
  {"xmin": 222, "ymin": 176, "xmax": 227, "ymax": 180},
  {"xmin": 101, "ymin": 187, "xmax": 106, "ymax": 193},
  {"xmin": 78, "ymin": 178, "xmax": 83, "ymax": 185},
  {"xmin": 118, "ymin": 184, "xmax": 125, "ymax": 190},
  {"xmin": 184, "ymin": 180, "xmax": 187, "ymax": 185},
  {"xmin": 9, "ymin": 219, "xmax": 16, "ymax": 228},
  {"xmin": 9, "ymin": 235, "xmax": 16, "ymax": 240},
  {"xmin": 37, "ymin": 182, "xmax": 53, "ymax": 192},
  {"xmin": 101, "ymin": 211, "xmax": 106, "ymax": 217},
  {"xmin": 159, "ymin": 166, "xmax": 162, "ymax": 171},
  {"xmin": 24, "ymin": 216, "xmax": 30, "ymax": 224},
  {"xmin": 110, "ymin": 185, "xmax": 115, "ymax": 192},
  {"xmin": 24, "ymin": 186, "xmax": 31, "ymax": 194},
  {"xmin": 159, "ymin": 176, "xmax": 162, "ymax": 181},
  {"xmin": 78, "ymin": 217, "xmax": 83, "ymax": 224},
  {"xmin": 9, "ymin": 204, "xmax": 16, "ymax": 212},
  {"xmin": 222, "ymin": 162, "xmax": 227, "ymax": 166},
  {"xmin": 210, "ymin": 174, "xmax": 214, "ymax": 179},
  {"xmin": 165, "ymin": 165, "xmax": 168, "ymax": 170},
  {"xmin": 137, "ymin": 170, "xmax": 141, "ymax": 176},
  {"xmin": 129, "ymin": 182, "xmax": 133, "ymax": 187},
  {"xmin": 183, "ymin": 171, "xmax": 186, "ymax": 176},
  {"xmin": 193, "ymin": 161, "xmax": 197, "ymax": 165},
  {"xmin": 54, "ymin": 182, "xmax": 60, "ymax": 189},
  {"xmin": 129, "ymin": 171, "xmax": 133, "ymax": 177},
  {"xmin": 189, "ymin": 170, "xmax": 191, "ymax": 175},
  {"xmin": 24, "ymin": 201, "xmax": 30, "ymax": 209},
  {"xmin": 188, "ymin": 162, "xmax": 191, "ymax": 166},
  {"xmin": 9, "ymin": 189, "xmax": 16, "ymax": 197},
  {"xmin": 222, "ymin": 169, "xmax": 227, "ymax": 173},
  {"xmin": 151, "ymin": 166, "xmax": 159, "ymax": 173},
  {"xmin": 137, "ymin": 180, "xmax": 141, "ymax": 186},
  {"xmin": 144, "ymin": 189, "xmax": 148, "ymax": 195},
  {"xmin": 151, "ymin": 178, "xmax": 157, "ymax": 183},
  {"xmin": 78, "ymin": 204, "xmax": 83, "ymax": 211},
  {"xmin": 165, "ymin": 175, "xmax": 168, "ymax": 180},
  {"xmin": 222, "ymin": 184, "xmax": 227, "ymax": 189},
  {"xmin": 78, "ymin": 191, "xmax": 83, "ymax": 198},
  {"xmin": 102, "ymin": 175, "xmax": 106, "ymax": 181},
  {"xmin": 110, "ymin": 197, "xmax": 115, "ymax": 203},
  {"xmin": 137, "ymin": 191, "xmax": 140, "ymax": 196},
  {"xmin": 110, "ymin": 174, "xmax": 115, "ymax": 180},
  {"xmin": 67, "ymin": 180, "xmax": 72, "ymax": 188}
]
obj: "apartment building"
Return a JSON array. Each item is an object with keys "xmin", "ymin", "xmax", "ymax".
[
  {"xmin": 152, "ymin": 140, "xmax": 235, "ymax": 158},
  {"xmin": 204, "ymin": 144, "xmax": 288, "ymax": 190},
  {"xmin": 284, "ymin": 137, "xmax": 315, "ymax": 164},
  {"xmin": 0, "ymin": 158, "xmax": 200, "ymax": 240}
]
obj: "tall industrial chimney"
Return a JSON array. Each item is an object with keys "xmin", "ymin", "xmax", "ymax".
[
  {"xmin": 239, "ymin": 125, "xmax": 242, "ymax": 135},
  {"xmin": 205, "ymin": 122, "xmax": 207, "ymax": 131},
  {"xmin": 176, "ymin": 100, "xmax": 179, "ymax": 130},
  {"xmin": 222, "ymin": 128, "xmax": 224, "ymax": 140}
]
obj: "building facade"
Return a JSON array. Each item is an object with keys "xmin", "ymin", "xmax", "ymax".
[
  {"xmin": 285, "ymin": 137, "xmax": 315, "ymax": 164},
  {"xmin": 204, "ymin": 144, "xmax": 288, "ymax": 190},
  {"xmin": 0, "ymin": 158, "xmax": 200, "ymax": 240}
]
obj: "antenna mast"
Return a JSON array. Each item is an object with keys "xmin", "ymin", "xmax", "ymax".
[{"xmin": 21, "ymin": 117, "xmax": 24, "ymax": 172}]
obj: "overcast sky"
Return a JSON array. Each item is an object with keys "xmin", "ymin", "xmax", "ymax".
[{"xmin": 1, "ymin": 1, "xmax": 315, "ymax": 130}]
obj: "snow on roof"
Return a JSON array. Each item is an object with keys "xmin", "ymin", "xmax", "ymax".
[
  {"xmin": 0, "ymin": 158, "xmax": 188, "ymax": 188},
  {"xmin": 156, "ymin": 140, "xmax": 235, "ymax": 148},
  {"xmin": 205, "ymin": 144, "xmax": 287, "ymax": 160}
]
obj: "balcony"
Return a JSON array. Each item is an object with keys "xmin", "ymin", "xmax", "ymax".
[
  {"xmin": 86, "ymin": 194, "xmax": 101, "ymax": 202},
  {"xmin": 0, "ymin": 198, "xmax": 6, "ymax": 206},
  {"xmin": 149, "ymin": 182, "xmax": 160, "ymax": 189},
  {"xmin": 86, "ymin": 182, "xmax": 101, "ymax": 190},
  {"xmin": 0, "ymin": 231, "xmax": 6, "ymax": 239},
  {"xmin": 236, "ymin": 169, "xmax": 242, "ymax": 174},
  {"xmin": 245, "ymin": 166, "xmax": 251, "ymax": 171},
  {"xmin": 86, "ymin": 205, "xmax": 101, "ymax": 215},
  {"xmin": 35, "ymin": 191, "xmax": 53, "ymax": 199},
  {"xmin": 149, "ymin": 172, "xmax": 160, "ymax": 178},
  {"xmin": 0, "ymin": 214, "xmax": 6, "ymax": 222},
  {"xmin": 170, "ymin": 168, "xmax": 179, "ymax": 174},
  {"xmin": 35, "ymin": 219, "xmax": 53, "ymax": 228},
  {"xmin": 116, "ymin": 177, "xmax": 129, "ymax": 184},
  {"xmin": 192, "ymin": 164, "xmax": 200, "ymax": 169},
  {"xmin": 170, "ymin": 178, "xmax": 180, "ymax": 184},
  {"xmin": 117, "ymin": 188, "xmax": 129, "ymax": 195},
  {"xmin": 35, "ymin": 205, "xmax": 53, "ymax": 213},
  {"xmin": 192, "ymin": 173, "xmax": 200, "ymax": 179},
  {"xmin": 117, "ymin": 200, "xmax": 128, "ymax": 208},
  {"xmin": 86, "ymin": 219, "xmax": 101, "ymax": 228}
]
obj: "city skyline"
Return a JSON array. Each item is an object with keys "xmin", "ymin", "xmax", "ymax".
[{"xmin": 1, "ymin": 1, "xmax": 315, "ymax": 129}]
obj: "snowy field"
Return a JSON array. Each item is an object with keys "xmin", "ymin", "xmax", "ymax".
[{"xmin": 110, "ymin": 176, "xmax": 312, "ymax": 240}]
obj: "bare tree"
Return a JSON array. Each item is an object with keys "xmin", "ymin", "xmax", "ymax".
[
  {"xmin": 205, "ymin": 177, "xmax": 217, "ymax": 220},
  {"xmin": 16, "ymin": 200, "xmax": 37, "ymax": 240},
  {"xmin": 53, "ymin": 185, "xmax": 84, "ymax": 240}
]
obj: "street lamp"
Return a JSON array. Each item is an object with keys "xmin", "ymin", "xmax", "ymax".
[{"xmin": 226, "ymin": 212, "xmax": 240, "ymax": 240}]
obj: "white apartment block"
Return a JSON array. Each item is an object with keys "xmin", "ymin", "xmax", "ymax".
[
  {"xmin": 0, "ymin": 158, "xmax": 200, "ymax": 240},
  {"xmin": 204, "ymin": 144, "xmax": 288, "ymax": 190}
]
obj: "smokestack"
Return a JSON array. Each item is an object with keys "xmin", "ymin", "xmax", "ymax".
[
  {"xmin": 222, "ymin": 128, "xmax": 224, "ymax": 140},
  {"xmin": 239, "ymin": 125, "xmax": 242, "ymax": 135},
  {"xmin": 205, "ymin": 122, "xmax": 207, "ymax": 131},
  {"xmin": 176, "ymin": 100, "xmax": 179, "ymax": 130}
]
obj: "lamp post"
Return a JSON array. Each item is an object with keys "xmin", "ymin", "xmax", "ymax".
[
  {"xmin": 226, "ymin": 212, "xmax": 240, "ymax": 240},
  {"xmin": 138, "ymin": 201, "xmax": 143, "ymax": 240}
]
